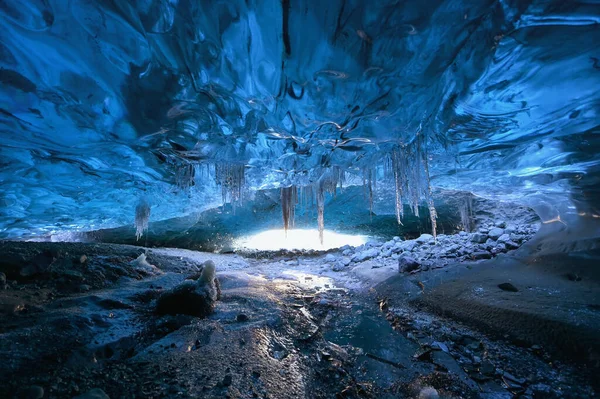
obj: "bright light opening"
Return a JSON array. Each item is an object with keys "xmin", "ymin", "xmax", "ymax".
[{"xmin": 235, "ymin": 229, "xmax": 368, "ymax": 251}]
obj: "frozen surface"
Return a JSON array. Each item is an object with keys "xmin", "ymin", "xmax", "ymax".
[{"xmin": 0, "ymin": 0, "xmax": 598, "ymax": 238}]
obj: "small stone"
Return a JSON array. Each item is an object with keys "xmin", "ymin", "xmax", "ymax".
[
  {"xmin": 80, "ymin": 255, "xmax": 88, "ymax": 264},
  {"xmin": 498, "ymin": 282, "xmax": 518, "ymax": 292},
  {"xmin": 497, "ymin": 233, "xmax": 510, "ymax": 243},
  {"xmin": 393, "ymin": 236, "xmax": 401, "ymax": 241},
  {"xmin": 488, "ymin": 228, "xmax": 504, "ymax": 240},
  {"xmin": 222, "ymin": 374, "xmax": 233, "ymax": 387},
  {"xmin": 73, "ymin": 388, "xmax": 110, "ymax": 399},
  {"xmin": 418, "ymin": 386, "xmax": 439, "ymax": 399},
  {"xmin": 495, "ymin": 221, "xmax": 506, "ymax": 228},
  {"xmin": 324, "ymin": 254, "xmax": 336, "ymax": 263},
  {"xmin": 480, "ymin": 361, "xmax": 495, "ymax": 376},
  {"xmin": 236, "ymin": 313, "xmax": 249, "ymax": 322},
  {"xmin": 342, "ymin": 249, "xmax": 353, "ymax": 257},
  {"xmin": 79, "ymin": 284, "xmax": 91, "ymax": 293},
  {"xmin": 471, "ymin": 233, "xmax": 488, "ymax": 244},
  {"xmin": 472, "ymin": 251, "xmax": 492, "ymax": 260},
  {"xmin": 505, "ymin": 241, "xmax": 519, "ymax": 249},
  {"xmin": 351, "ymin": 248, "xmax": 379, "ymax": 262},
  {"xmin": 416, "ymin": 234, "xmax": 434, "ymax": 244}
]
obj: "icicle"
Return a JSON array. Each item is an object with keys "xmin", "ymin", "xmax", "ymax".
[
  {"xmin": 175, "ymin": 162, "xmax": 196, "ymax": 190},
  {"xmin": 460, "ymin": 194, "xmax": 473, "ymax": 232},
  {"xmin": 391, "ymin": 149, "xmax": 404, "ymax": 225},
  {"xmin": 214, "ymin": 162, "xmax": 245, "ymax": 208},
  {"xmin": 316, "ymin": 185, "xmax": 325, "ymax": 245},
  {"xmin": 281, "ymin": 186, "xmax": 298, "ymax": 233},
  {"xmin": 134, "ymin": 200, "xmax": 151, "ymax": 241},
  {"xmin": 421, "ymin": 138, "xmax": 437, "ymax": 240}
]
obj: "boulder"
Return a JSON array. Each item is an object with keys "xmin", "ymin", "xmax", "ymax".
[
  {"xmin": 156, "ymin": 261, "xmax": 219, "ymax": 317},
  {"xmin": 398, "ymin": 256, "xmax": 420, "ymax": 273}
]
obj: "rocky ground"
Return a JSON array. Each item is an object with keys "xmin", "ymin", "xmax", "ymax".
[{"xmin": 0, "ymin": 203, "xmax": 598, "ymax": 398}]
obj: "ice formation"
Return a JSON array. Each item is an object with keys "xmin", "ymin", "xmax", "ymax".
[
  {"xmin": 0, "ymin": 0, "xmax": 598, "ymax": 239},
  {"xmin": 134, "ymin": 201, "xmax": 151, "ymax": 241},
  {"xmin": 281, "ymin": 185, "xmax": 297, "ymax": 232}
]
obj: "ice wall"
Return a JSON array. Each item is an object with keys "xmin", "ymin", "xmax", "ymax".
[{"xmin": 0, "ymin": 0, "xmax": 598, "ymax": 238}]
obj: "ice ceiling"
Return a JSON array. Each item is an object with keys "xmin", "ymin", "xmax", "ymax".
[{"xmin": 0, "ymin": 0, "xmax": 599, "ymax": 238}]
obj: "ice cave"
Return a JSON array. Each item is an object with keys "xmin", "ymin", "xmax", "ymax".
[{"xmin": 0, "ymin": 0, "xmax": 599, "ymax": 398}]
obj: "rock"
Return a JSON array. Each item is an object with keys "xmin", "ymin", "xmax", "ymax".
[
  {"xmin": 221, "ymin": 374, "xmax": 233, "ymax": 387},
  {"xmin": 342, "ymin": 257, "xmax": 351, "ymax": 266},
  {"xmin": 497, "ymin": 233, "xmax": 510, "ymax": 243},
  {"xmin": 471, "ymin": 233, "xmax": 488, "ymax": 244},
  {"xmin": 73, "ymin": 388, "xmax": 110, "ymax": 399},
  {"xmin": 498, "ymin": 282, "xmax": 518, "ymax": 292},
  {"xmin": 324, "ymin": 254, "xmax": 336, "ymax": 263},
  {"xmin": 342, "ymin": 249, "xmax": 353, "ymax": 257},
  {"xmin": 416, "ymin": 234, "xmax": 434, "ymax": 244},
  {"xmin": 332, "ymin": 262, "xmax": 346, "ymax": 272},
  {"xmin": 381, "ymin": 249, "xmax": 392, "ymax": 258},
  {"xmin": 398, "ymin": 256, "xmax": 420, "ymax": 273},
  {"xmin": 480, "ymin": 361, "xmax": 495, "ymax": 376},
  {"xmin": 401, "ymin": 240, "xmax": 418, "ymax": 252},
  {"xmin": 22, "ymin": 385, "xmax": 44, "ymax": 399},
  {"xmin": 236, "ymin": 313, "xmax": 249, "ymax": 322},
  {"xmin": 393, "ymin": 236, "xmax": 401, "ymax": 241},
  {"xmin": 505, "ymin": 240, "xmax": 519, "ymax": 249},
  {"xmin": 352, "ymin": 248, "xmax": 379, "ymax": 262},
  {"xmin": 472, "ymin": 251, "xmax": 492, "ymax": 260},
  {"xmin": 418, "ymin": 387, "xmax": 439, "ymax": 399},
  {"xmin": 495, "ymin": 221, "xmax": 506, "ymax": 228},
  {"xmin": 459, "ymin": 231, "xmax": 468, "ymax": 236},
  {"xmin": 446, "ymin": 244, "xmax": 460, "ymax": 254},
  {"xmin": 79, "ymin": 284, "xmax": 91, "ymax": 292},
  {"xmin": 156, "ymin": 261, "xmax": 219, "ymax": 317},
  {"xmin": 0, "ymin": 272, "xmax": 6, "ymax": 289},
  {"xmin": 488, "ymin": 227, "xmax": 504, "ymax": 240}
]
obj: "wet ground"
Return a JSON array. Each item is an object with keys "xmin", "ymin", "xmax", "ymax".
[{"xmin": 0, "ymin": 241, "xmax": 597, "ymax": 398}]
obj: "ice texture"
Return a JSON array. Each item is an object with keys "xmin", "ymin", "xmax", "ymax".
[{"xmin": 0, "ymin": 0, "xmax": 598, "ymax": 238}]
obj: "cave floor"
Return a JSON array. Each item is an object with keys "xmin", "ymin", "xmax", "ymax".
[{"xmin": 0, "ymin": 242, "xmax": 597, "ymax": 398}]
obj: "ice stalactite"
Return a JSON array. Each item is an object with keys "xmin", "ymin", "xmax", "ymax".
[
  {"xmin": 214, "ymin": 163, "xmax": 245, "ymax": 208},
  {"xmin": 387, "ymin": 127, "xmax": 438, "ymax": 239},
  {"xmin": 460, "ymin": 194, "xmax": 474, "ymax": 232},
  {"xmin": 281, "ymin": 185, "xmax": 298, "ymax": 233},
  {"xmin": 422, "ymin": 144, "xmax": 438, "ymax": 240},
  {"xmin": 315, "ymin": 169, "xmax": 342, "ymax": 245},
  {"xmin": 134, "ymin": 200, "xmax": 151, "ymax": 241},
  {"xmin": 391, "ymin": 150, "xmax": 405, "ymax": 225},
  {"xmin": 175, "ymin": 162, "xmax": 196, "ymax": 190}
]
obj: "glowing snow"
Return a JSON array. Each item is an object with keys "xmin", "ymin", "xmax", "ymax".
[{"xmin": 236, "ymin": 229, "xmax": 368, "ymax": 251}]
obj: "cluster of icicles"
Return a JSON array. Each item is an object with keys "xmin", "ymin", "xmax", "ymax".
[
  {"xmin": 281, "ymin": 138, "xmax": 438, "ymax": 245},
  {"xmin": 134, "ymin": 140, "xmax": 438, "ymax": 244}
]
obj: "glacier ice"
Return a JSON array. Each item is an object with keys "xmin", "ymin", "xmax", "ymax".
[{"xmin": 0, "ymin": 0, "xmax": 598, "ymax": 239}]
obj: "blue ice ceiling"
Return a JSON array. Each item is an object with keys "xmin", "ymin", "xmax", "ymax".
[{"xmin": 0, "ymin": 0, "xmax": 599, "ymax": 238}]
